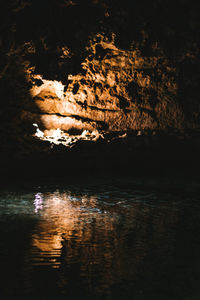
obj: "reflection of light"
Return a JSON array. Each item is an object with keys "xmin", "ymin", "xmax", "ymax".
[
  {"xmin": 33, "ymin": 123, "xmax": 102, "ymax": 147},
  {"xmin": 30, "ymin": 191, "xmax": 116, "ymax": 270},
  {"xmin": 34, "ymin": 193, "xmax": 43, "ymax": 213},
  {"xmin": 33, "ymin": 123, "xmax": 44, "ymax": 138}
]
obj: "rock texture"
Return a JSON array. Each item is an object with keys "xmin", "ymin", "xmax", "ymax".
[
  {"xmin": 21, "ymin": 34, "xmax": 198, "ymax": 136},
  {"xmin": 0, "ymin": 0, "xmax": 200, "ymax": 175},
  {"xmin": 25, "ymin": 38, "xmax": 181, "ymax": 133}
]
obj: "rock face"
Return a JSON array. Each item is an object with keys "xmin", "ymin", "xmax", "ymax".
[
  {"xmin": 22, "ymin": 35, "xmax": 196, "ymax": 135},
  {"xmin": 0, "ymin": 0, "xmax": 200, "ymax": 175}
]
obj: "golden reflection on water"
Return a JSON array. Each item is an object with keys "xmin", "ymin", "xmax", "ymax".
[
  {"xmin": 30, "ymin": 188, "xmax": 180, "ymax": 294},
  {"xmin": 31, "ymin": 191, "xmax": 119, "ymax": 272},
  {"xmin": 2, "ymin": 186, "xmax": 196, "ymax": 298}
]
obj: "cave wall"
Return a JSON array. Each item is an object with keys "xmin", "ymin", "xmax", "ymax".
[
  {"xmin": 0, "ymin": 0, "xmax": 200, "ymax": 170},
  {"xmin": 24, "ymin": 36, "xmax": 186, "ymax": 134}
]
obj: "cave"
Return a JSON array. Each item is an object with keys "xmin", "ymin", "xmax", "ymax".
[
  {"xmin": 1, "ymin": 2, "xmax": 200, "ymax": 299},
  {"xmin": 0, "ymin": 0, "xmax": 200, "ymax": 178}
]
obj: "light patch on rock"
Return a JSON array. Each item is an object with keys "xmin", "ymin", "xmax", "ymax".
[
  {"xmin": 33, "ymin": 123, "xmax": 103, "ymax": 148},
  {"xmin": 30, "ymin": 76, "xmax": 65, "ymax": 100}
]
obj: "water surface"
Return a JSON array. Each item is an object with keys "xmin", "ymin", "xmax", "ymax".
[{"xmin": 0, "ymin": 178, "xmax": 200, "ymax": 299}]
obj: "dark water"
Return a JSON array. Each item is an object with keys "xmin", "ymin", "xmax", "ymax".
[{"xmin": 0, "ymin": 177, "xmax": 200, "ymax": 300}]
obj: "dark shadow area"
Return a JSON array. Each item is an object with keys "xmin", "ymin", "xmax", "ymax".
[
  {"xmin": 1, "ymin": 178, "xmax": 200, "ymax": 299},
  {"xmin": 0, "ymin": 0, "xmax": 200, "ymax": 180}
]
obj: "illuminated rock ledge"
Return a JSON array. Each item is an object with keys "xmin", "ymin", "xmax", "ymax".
[
  {"xmin": 20, "ymin": 36, "xmax": 192, "ymax": 149},
  {"xmin": 0, "ymin": 0, "xmax": 199, "ymax": 177},
  {"xmin": 33, "ymin": 124, "xmax": 103, "ymax": 148}
]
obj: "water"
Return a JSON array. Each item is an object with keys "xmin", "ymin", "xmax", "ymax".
[{"xmin": 0, "ymin": 177, "xmax": 200, "ymax": 300}]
